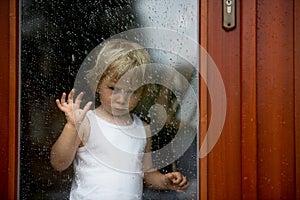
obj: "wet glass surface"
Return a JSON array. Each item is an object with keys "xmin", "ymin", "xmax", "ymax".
[{"xmin": 20, "ymin": 0, "xmax": 198, "ymax": 199}]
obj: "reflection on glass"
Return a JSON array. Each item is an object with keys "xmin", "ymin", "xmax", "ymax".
[{"xmin": 20, "ymin": 0, "xmax": 198, "ymax": 199}]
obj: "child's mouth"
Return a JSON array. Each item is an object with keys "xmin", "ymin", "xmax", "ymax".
[{"xmin": 112, "ymin": 107, "xmax": 128, "ymax": 113}]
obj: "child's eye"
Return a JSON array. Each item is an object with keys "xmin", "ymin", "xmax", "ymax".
[{"xmin": 108, "ymin": 86, "xmax": 115, "ymax": 91}]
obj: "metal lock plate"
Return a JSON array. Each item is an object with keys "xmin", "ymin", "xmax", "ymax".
[{"xmin": 223, "ymin": 0, "xmax": 236, "ymax": 31}]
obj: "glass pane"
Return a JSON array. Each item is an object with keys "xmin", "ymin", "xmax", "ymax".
[{"xmin": 20, "ymin": 0, "xmax": 198, "ymax": 199}]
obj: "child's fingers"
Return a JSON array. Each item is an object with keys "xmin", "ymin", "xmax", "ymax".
[
  {"xmin": 60, "ymin": 92, "xmax": 67, "ymax": 104},
  {"xmin": 56, "ymin": 97, "xmax": 69, "ymax": 111},
  {"xmin": 177, "ymin": 183, "xmax": 189, "ymax": 192},
  {"xmin": 165, "ymin": 172, "xmax": 176, "ymax": 181},
  {"xmin": 175, "ymin": 178, "xmax": 189, "ymax": 192},
  {"xmin": 165, "ymin": 172, "xmax": 189, "ymax": 192},
  {"xmin": 167, "ymin": 172, "xmax": 182, "ymax": 184},
  {"xmin": 177, "ymin": 176, "xmax": 188, "ymax": 188},
  {"xmin": 164, "ymin": 174, "xmax": 176, "ymax": 191},
  {"xmin": 82, "ymin": 102, "xmax": 92, "ymax": 116},
  {"xmin": 56, "ymin": 99, "xmax": 63, "ymax": 109},
  {"xmin": 57, "ymin": 91, "xmax": 75, "ymax": 112},
  {"xmin": 68, "ymin": 89, "xmax": 75, "ymax": 104},
  {"xmin": 73, "ymin": 102, "xmax": 92, "ymax": 123},
  {"xmin": 74, "ymin": 92, "xmax": 84, "ymax": 106}
]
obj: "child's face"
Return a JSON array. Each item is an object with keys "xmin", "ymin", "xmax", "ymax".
[{"xmin": 97, "ymin": 76, "xmax": 143, "ymax": 117}]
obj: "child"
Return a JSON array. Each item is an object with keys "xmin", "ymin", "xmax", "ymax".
[{"xmin": 50, "ymin": 39, "xmax": 189, "ymax": 199}]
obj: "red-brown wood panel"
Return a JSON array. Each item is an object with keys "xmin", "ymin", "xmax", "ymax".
[
  {"xmin": 0, "ymin": 0, "xmax": 10, "ymax": 199},
  {"xmin": 257, "ymin": 0, "xmax": 295, "ymax": 198},
  {"xmin": 201, "ymin": 0, "xmax": 298, "ymax": 199},
  {"xmin": 206, "ymin": 0, "xmax": 241, "ymax": 199},
  {"xmin": 295, "ymin": 0, "xmax": 300, "ymax": 199},
  {"xmin": 240, "ymin": 0, "xmax": 257, "ymax": 199},
  {"xmin": 8, "ymin": 0, "xmax": 18, "ymax": 199},
  {"xmin": 0, "ymin": 0, "xmax": 18, "ymax": 199},
  {"xmin": 199, "ymin": 0, "xmax": 208, "ymax": 199}
]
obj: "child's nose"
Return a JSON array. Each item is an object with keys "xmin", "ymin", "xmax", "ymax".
[{"xmin": 115, "ymin": 92, "xmax": 130, "ymax": 104}]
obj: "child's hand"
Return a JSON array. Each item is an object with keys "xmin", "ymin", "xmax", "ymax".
[
  {"xmin": 56, "ymin": 89, "xmax": 92, "ymax": 128},
  {"xmin": 165, "ymin": 172, "xmax": 189, "ymax": 192}
]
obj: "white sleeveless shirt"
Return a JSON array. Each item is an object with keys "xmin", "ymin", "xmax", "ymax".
[{"xmin": 70, "ymin": 111, "xmax": 147, "ymax": 200}]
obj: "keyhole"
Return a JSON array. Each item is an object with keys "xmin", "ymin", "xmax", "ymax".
[{"xmin": 226, "ymin": 0, "xmax": 232, "ymax": 6}]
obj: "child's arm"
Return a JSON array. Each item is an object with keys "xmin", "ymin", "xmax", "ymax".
[
  {"xmin": 142, "ymin": 126, "xmax": 189, "ymax": 192},
  {"xmin": 50, "ymin": 89, "xmax": 92, "ymax": 171}
]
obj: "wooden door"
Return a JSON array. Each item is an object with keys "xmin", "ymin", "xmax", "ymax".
[{"xmin": 200, "ymin": 0, "xmax": 300, "ymax": 199}]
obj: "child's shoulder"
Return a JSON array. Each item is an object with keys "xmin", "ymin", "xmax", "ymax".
[{"xmin": 138, "ymin": 118, "xmax": 151, "ymax": 138}]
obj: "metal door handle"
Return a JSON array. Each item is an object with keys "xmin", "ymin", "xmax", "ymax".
[{"xmin": 223, "ymin": 0, "xmax": 236, "ymax": 31}]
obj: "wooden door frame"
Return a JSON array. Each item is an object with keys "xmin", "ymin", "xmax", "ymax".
[
  {"xmin": 295, "ymin": 0, "xmax": 300, "ymax": 198},
  {"xmin": 0, "ymin": 0, "xmax": 18, "ymax": 199},
  {"xmin": 199, "ymin": 0, "xmax": 208, "ymax": 199},
  {"xmin": 8, "ymin": 0, "xmax": 18, "ymax": 199}
]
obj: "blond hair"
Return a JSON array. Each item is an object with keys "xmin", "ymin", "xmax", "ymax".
[{"xmin": 86, "ymin": 39, "xmax": 151, "ymax": 92}]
